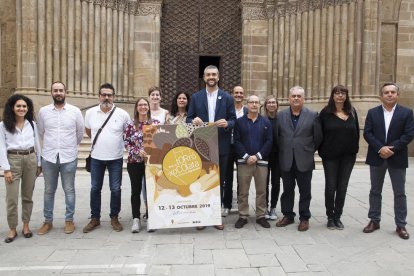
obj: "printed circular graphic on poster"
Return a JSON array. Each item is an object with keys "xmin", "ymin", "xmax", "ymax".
[{"xmin": 162, "ymin": 146, "xmax": 202, "ymax": 186}]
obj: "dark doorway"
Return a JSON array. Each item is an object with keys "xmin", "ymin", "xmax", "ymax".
[
  {"xmin": 199, "ymin": 56, "xmax": 221, "ymax": 89},
  {"xmin": 160, "ymin": 0, "xmax": 242, "ymax": 106}
]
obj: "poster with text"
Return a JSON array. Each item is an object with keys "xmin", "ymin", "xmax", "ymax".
[{"xmin": 144, "ymin": 123, "xmax": 222, "ymax": 229}]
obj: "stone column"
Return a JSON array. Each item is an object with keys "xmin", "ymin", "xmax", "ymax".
[
  {"xmin": 132, "ymin": 0, "xmax": 162, "ymax": 98},
  {"xmin": 18, "ymin": 0, "xmax": 38, "ymax": 93},
  {"xmin": 241, "ymin": 0, "xmax": 270, "ymax": 100}
]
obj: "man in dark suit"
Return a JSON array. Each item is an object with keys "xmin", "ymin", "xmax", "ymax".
[
  {"xmin": 275, "ymin": 86, "xmax": 322, "ymax": 231},
  {"xmin": 363, "ymin": 82, "xmax": 414, "ymax": 239},
  {"xmin": 186, "ymin": 65, "xmax": 236, "ymax": 230},
  {"xmin": 222, "ymin": 86, "xmax": 248, "ymax": 218}
]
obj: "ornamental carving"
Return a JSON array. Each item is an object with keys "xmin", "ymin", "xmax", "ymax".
[
  {"xmin": 136, "ymin": 3, "xmax": 162, "ymax": 16},
  {"xmin": 242, "ymin": 5, "xmax": 268, "ymax": 20},
  {"xmin": 272, "ymin": 0, "xmax": 356, "ymax": 17},
  {"xmin": 82, "ymin": 0, "xmax": 162, "ymax": 15}
]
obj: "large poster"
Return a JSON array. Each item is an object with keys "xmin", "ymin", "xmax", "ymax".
[{"xmin": 143, "ymin": 123, "xmax": 222, "ymax": 229}]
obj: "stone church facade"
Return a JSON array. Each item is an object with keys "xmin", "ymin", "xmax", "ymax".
[{"xmin": 0, "ymin": 0, "xmax": 413, "ymax": 153}]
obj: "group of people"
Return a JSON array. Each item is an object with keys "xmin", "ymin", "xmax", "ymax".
[{"xmin": 1, "ymin": 65, "xmax": 413, "ymax": 243}]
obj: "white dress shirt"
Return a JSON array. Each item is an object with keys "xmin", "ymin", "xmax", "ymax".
[
  {"xmin": 85, "ymin": 105, "xmax": 130, "ymax": 160},
  {"xmin": 206, "ymin": 89, "xmax": 218, "ymax": 122},
  {"xmin": 0, "ymin": 120, "xmax": 42, "ymax": 170},
  {"xmin": 37, "ymin": 103, "xmax": 84, "ymax": 163},
  {"xmin": 382, "ymin": 104, "xmax": 396, "ymax": 141}
]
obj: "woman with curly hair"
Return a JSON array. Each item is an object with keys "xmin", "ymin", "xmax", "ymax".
[
  {"xmin": 168, "ymin": 92, "xmax": 190, "ymax": 124},
  {"xmin": 0, "ymin": 94, "xmax": 42, "ymax": 243}
]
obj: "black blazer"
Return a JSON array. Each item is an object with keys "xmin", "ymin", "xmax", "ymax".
[
  {"xmin": 364, "ymin": 104, "xmax": 414, "ymax": 168},
  {"xmin": 186, "ymin": 88, "xmax": 236, "ymax": 155}
]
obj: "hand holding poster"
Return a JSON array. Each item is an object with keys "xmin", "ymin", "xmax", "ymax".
[{"xmin": 143, "ymin": 123, "xmax": 222, "ymax": 229}]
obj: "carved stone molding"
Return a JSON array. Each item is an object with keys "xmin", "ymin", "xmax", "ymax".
[
  {"xmin": 136, "ymin": 1, "xmax": 162, "ymax": 16},
  {"xmin": 81, "ymin": 0, "xmax": 162, "ymax": 15},
  {"xmin": 242, "ymin": 5, "xmax": 268, "ymax": 20},
  {"xmin": 274, "ymin": 0, "xmax": 356, "ymax": 17}
]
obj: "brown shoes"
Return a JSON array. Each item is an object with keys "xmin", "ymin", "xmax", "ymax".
[
  {"xmin": 111, "ymin": 216, "xmax": 123, "ymax": 232},
  {"xmin": 275, "ymin": 216, "xmax": 294, "ymax": 227},
  {"xmin": 214, "ymin": 224, "xmax": 224, "ymax": 230},
  {"xmin": 64, "ymin": 221, "xmax": 75, "ymax": 234},
  {"xmin": 83, "ymin": 218, "xmax": 100, "ymax": 233},
  {"xmin": 38, "ymin": 222, "xmax": 53, "ymax": 235},
  {"xmin": 363, "ymin": 221, "xmax": 380, "ymax": 233},
  {"xmin": 396, "ymin": 226, "xmax": 410, "ymax": 240},
  {"xmin": 298, "ymin": 220, "xmax": 309, "ymax": 232},
  {"xmin": 196, "ymin": 225, "xmax": 224, "ymax": 230}
]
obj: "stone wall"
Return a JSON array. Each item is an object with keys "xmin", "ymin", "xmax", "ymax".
[
  {"xmin": 11, "ymin": 0, "xmax": 161, "ymax": 111},
  {"xmin": 0, "ymin": 0, "xmax": 17, "ymax": 119}
]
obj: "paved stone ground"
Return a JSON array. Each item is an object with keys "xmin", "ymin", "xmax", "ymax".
[{"xmin": 0, "ymin": 161, "xmax": 413, "ymax": 275}]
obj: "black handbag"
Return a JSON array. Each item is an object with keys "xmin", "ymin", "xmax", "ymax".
[
  {"xmin": 85, "ymin": 107, "xmax": 116, "ymax": 172},
  {"xmin": 85, "ymin": 154, "xmax": 92, "ymax": 172}
]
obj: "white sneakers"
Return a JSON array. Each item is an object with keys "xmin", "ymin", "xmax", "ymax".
[
  {"xmin": 131, "ymin": 218, "xmax": 141, "ymax": 233},
  {"xmin": 269, "ymin": 208, "xmax": 278, "ymax": 220},
  {"xmin": 222, "ymin": 208, "xmax": 230, "ymax": 217},
  {"xmin": 265, "ymin": 208, "xmax": 278, "ymax": 220}
]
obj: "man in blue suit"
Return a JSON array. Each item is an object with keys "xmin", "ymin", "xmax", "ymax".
[
  {"xmin": 187, "ymin": 65, "xmax": 236, "ymax": 230},
  {"xmin": 363, "ymin": 82, "xmax": 414, "ymax": 239}
]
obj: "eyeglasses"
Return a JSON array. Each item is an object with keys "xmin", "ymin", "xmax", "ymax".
[
  {"xmin": 266, "ymin": 101, "xmax": 277, "ymax": 105},
  {"xmin": 334, "ymin": 91, "xmax": 346, "ymax": 96},
  {"xmin": 248, "ymin": 101, "xmax": 260, "ymax": 105},
  {"xmin": 100, "ymin": 93, "xmax": 114, "ymax": 98}
]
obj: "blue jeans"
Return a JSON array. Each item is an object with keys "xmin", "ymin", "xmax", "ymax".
[
  {"xmin": 90, "ymin": 157, "xmax": 123, "ymax": 219},
  {"xmin": 42, "ymin": 157, "xmax": 77, "ymax": 222}
]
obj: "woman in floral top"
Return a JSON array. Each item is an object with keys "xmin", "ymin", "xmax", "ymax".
[
  {"xmin": 123, "ymin": 97, "xmax": 159, "ymax": 233},
  {"xmin": 168, "ymin": 92, "xmax": 190, "ymax": 124}
]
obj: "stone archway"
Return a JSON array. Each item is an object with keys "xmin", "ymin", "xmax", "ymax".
[{"xmin": 159, "ymin": 0, "xmax": 242, "ymax": 106}]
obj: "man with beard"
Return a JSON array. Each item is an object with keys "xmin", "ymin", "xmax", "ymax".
[
  {"xmin": 222, "ymin": 86, "xmax": 247, "ymax": 217},
  {"xmin": 187, "ymin": 65, "xmax": 236, "ymax": 230},
  {"xmin": 37, "ymin": 81, "xmax": 84, "ymax": 235},
  {"xmin": 83, "ymin": 83, "xmax": 130, "ymax": 233}
]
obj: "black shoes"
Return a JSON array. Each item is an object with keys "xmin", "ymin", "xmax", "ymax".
[
  {"xmin": 327, "ymin": 218, "xmax": 344, "ymax": 230},
  {"xmin": 327, "ymin": 219, "xmax": 335, "ymax": 230},
  {"xmin": 5, "ymin": 233, "xmax": 17, "ymax": 243},
  {"xmin": 256, "ymin": 217, "xmax": 270, "ymax": 228},
  {"xmin": 235, "ymin": 218, "xmax": 248, "ymax": 229},
  {"xmin": 334, "ymin": 219, "xmax": 344, "ymax": 230}
]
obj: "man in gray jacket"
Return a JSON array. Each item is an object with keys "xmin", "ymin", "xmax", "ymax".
[{"xmin": 275, "ymin": 86, "xmax": 322, "ymax": 231}]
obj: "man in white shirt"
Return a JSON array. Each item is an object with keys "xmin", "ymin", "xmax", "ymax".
[
  {"xmin": 186, "ymin": 65, "xmax": 236, "ymax": 230},
  {"xmin": 83, "ymin": 83, "xmax": 130, "ymax": 233},
  {"xmin": 363, "ymin": 82, "xmax": 414, "ymax": 239},
  {"xmin": 37, "ymin": 82, "xmax": 84, "ymax": 235}
]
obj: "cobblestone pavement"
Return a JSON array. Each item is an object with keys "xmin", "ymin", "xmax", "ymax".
[{"xmin": 0, "ymin": 161, "xmax": 413, "ymax": 275}]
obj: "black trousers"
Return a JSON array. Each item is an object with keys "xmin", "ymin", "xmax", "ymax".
[
  {"xmin": 219, "ymin": 154, "xmax": 230, "ymax": 209},
  {"xmin": 280, "ymin": 162, "xmax": 313, "ymax": 221},
  {"xmin": 266, "ymin": 153, "xmax": 281, "ymax": 209},
  {"xmin": 223, "ymin": 145, "xmax": 237, "ymax": 209},
  {"xmin": 127, "ymin": 162, "xmax": 145, "ymax": 219},
  {"xmin": 322, "ymin": 154, "xmax": 356, "ymax": 219}
]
